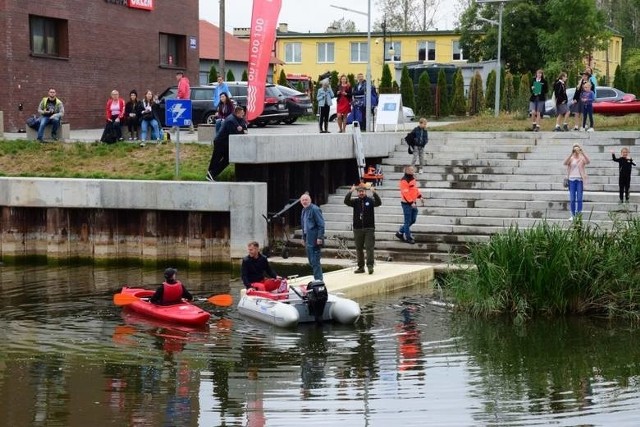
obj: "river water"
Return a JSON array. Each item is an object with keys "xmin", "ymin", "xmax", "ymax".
[{"xmin": 1, "ymin": 265, "xmax": 639, "ymax": 427}]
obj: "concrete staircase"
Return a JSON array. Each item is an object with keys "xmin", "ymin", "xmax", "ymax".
[{"xmin": 319, "ymin": 131, "xmax": 640, "ymax": 263}]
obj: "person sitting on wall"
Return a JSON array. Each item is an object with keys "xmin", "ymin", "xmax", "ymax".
[
  {"xmin": 36, "ymin": 88, "xmax": 65, "ymax": 143},
  {"xmin": 150, "ymin": 268, "xmax": 193, "ymax": 305},
  {"xmin": 241, "ymin": 241, "xmax": 282, "ymax": 291}
]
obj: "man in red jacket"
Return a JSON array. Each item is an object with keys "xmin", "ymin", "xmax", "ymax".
[{"xmin": 175, "ymin": 71, "xmax": 194, "ymax": 133}]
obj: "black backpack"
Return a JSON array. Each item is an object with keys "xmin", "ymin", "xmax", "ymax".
[{"xmin": 404, "ymin": 131, "xmax": 416, "ymax": 146}]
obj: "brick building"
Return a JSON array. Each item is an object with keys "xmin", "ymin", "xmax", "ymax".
[{"xmin": 0, "ymin": 0, "xmax": 199, "ymax": 132}]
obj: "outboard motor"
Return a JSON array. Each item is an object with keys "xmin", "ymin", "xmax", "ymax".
[{"xmin": 306, "ymin": 280, "xmax": 329, "ymax": 324}]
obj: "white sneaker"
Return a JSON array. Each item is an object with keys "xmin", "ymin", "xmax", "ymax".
[
  {"xmin": 206, "ymin": 171, "xmax": 214, "ymax": 182},
  {"xmin": 569, "ymin": 216, "xmax": 574, "ymax": 221},
  {"xmin": 580, "ymin": 127, "xmax": 586, "ymax": 132},
  {"xmin": 587, "ymin": 127, "xmax": 594, "ymax": 132},
  {"xmin": 418, "ymin": 168, "xmax": 423, "ymax": 174}
]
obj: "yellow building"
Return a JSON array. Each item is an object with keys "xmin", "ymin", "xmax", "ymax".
[
  {"xmin": 273, "ymin": 24, "xmax": 468, "ymax": 84},
  {"xmin": 591, "ymin": 33, "xmax": 623, "ymax": 86}
]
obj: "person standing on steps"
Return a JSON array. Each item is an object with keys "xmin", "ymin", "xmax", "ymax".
[
  {"xmin": 300, "ymin": 192, "xmax": 325, "ymax": 280},
  {"xmin": 563, "ymin": 144, "xmax": 590, "ymax": 221},
  {"xmin": 395, "ymin": 166, "xmax": 424, "ymax": 244},
  {"xmin": 408, "ymin": 118, "xmax": 429, "ymax": 173},
  {"xmin": 344, "ymin": 183, "xmax": 382, "ymax": 274},
  {"xmin": 529, "ymin": 69, "xmax": 548, "ymax": 132},
  {"xmin": 611, "ymin": 147, "xmax": 636, "ymax": 203},
  {"xmin": 553, "ymin": 72, "xmax": 570, "ymax": 132},
  {"xmin": 316, "ymin": 80, "xmax": 334, "ymax": 133}
]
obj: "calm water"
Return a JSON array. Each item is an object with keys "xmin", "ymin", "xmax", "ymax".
[{"xmin": 1, "ymin": 265, "xmax": 640, "ymax": 426}]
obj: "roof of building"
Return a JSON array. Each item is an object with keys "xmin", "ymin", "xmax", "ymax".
[{"xmin": 199, "ymin": 20, "xmax": 282, "ymax": 64}]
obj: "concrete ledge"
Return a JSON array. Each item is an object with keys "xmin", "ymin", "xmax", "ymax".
[
  {"xmin": 230, "ymin": 132, "xmax": 400, "ymax": 164},
  {"xmin": 198, "ymin": 124, "xmax": 215, "ymax": 144},
  {"xmin": 26, "ymin": 122, "xmax": 71, "ymax": 141},
  {"xmin": 0, "ymin": 178, "xmax": 268, "ymax": 257}
]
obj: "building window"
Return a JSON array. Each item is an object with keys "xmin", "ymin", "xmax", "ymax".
[
  {"xmin": 29, "ymin": 15, "xmax": 68, "ymax": 58},
  {"xmin": 159, "ymin": 33, "xmax": 186, "ymax": 67},
  {"xmin": 418, "ymin": 40, "xmax": 436, "ymax": 61},
  {"xmin": 285, "ymin": 42, "xmax": 302, "ymax": 63},
  {"xmin": 317, "ymin": 42, "xmax": 334, "ymax": 63},
  {"xmin": 452, "ymin": 40, "xmax": 467, "ymax": 61},
  {"xmin": 350, "ymin": 42, "xmax": 369, "ymax": 63},
  {"xmin": 384, "ymin": 41, "xmax": 401, "ymax": 62}
]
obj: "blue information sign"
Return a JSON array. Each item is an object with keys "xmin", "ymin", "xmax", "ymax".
[{"xmin": 165, "ymin": 99, "xmax": 192, "ymax": 127}]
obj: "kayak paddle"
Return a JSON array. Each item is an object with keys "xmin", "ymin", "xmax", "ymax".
[{"xmin": 113, "ymin": 292, "xmax": 233, "ymax": 307}]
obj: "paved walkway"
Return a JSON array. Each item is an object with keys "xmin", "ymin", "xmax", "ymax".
[{"xmin": 2, "ymin": 120, "xmax": 455, "ymax": 142}]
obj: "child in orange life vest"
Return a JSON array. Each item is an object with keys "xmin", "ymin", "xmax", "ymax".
[{"xmin": 150, "ymin": 268, "xmax": 193, "ymax": 305}]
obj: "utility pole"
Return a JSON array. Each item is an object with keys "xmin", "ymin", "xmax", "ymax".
[{"xmin": 219, "ymin": 0, "xmax": 226, "ymax": 79}]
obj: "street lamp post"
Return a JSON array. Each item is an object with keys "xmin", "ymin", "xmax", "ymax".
[
  {"xmin": 477, "ymin": 0, "xmax": 507, "ymax": 117},
  {"xmin": 330, "ymin": 2, "xmax": 372, "ymax": 132}
]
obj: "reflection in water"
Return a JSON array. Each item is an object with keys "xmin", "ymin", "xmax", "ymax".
[
  {"xmin": 454, "ymin": 315, "xmax": 640, "ymax": 425},
  {"xmin": 1, "ymin": 266, "xmax": 640, "ymax": 426}
]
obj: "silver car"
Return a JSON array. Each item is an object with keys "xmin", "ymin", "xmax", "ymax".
[{"xmin": 544, "ymin": 86, "xmax": 631, "ymax": 117}]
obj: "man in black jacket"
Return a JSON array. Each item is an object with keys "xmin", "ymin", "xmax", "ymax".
[
  {"xmin": 241, "ymin": 241, "xmax": 280, "ymax": 290},
  {"xmin": 206, "ymin": 106, "xmax": 247, "ymax": 181},
  {"xmin": 344, "ymin": 183, "xmax": 382, "ymax": 274}
]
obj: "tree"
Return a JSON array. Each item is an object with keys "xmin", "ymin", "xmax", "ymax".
[
  {"xmin": 327, "ymin": 17, "xmax": 357, "ymax": 32},
  {"xmin": 468, "ymin": 71, "xmax": 484, "ymax": 116},
  {"xmin": 613, "ymin": 64, "xmax": 625, "ymax": 91},
  {"xmin": 516, "ymin": 72, "xmax": 532, "ymax": 115},
  {"xmin": 400, "ymin": 65, "xmax": 416, "ymax": 110},
  {"xmin": 436, "ymin": 68, "xmax": 449, "ymax": 117},
  {"xmin": 502, "ymin": 71, "xmax": 516, "ymax": 113},
  {"xmin": 458, "ymin": 0, "xmax": 610, "ymax": 75},
  {"xmin": 208, "ymin": 65, "xmax": 218, "ymax": 84},
  {"xmin": 450, "ymin": 68, "xmax": 467, "ymax": 116},
  {"xmin": 539, "ymin": 0, "xmax": 610, "ymax": 70},
  {"xmin": 226, "ymin": 69, "xmax": 235, "ymax": 82},
  {"xmin": 241, "ymin": 70, "xmax": 248, "ymax": 82},
  {"xmin": 485, "ymin": 70, "xmax": 496, "ymax": 113},
  {"xmin": 380, "ymin": 64, "xmax": 393, "ymax": 93},
  {"xmin": 278, "ymin": 69, "xmax": 287, "ymax": 86},
  {"xmin": 330, "ymin": 71, "xmax": 339, "ymax": 89},
  {"xmin": 374, "ymin": 0, "xmax": 442, "ymax": 31},
  {"xmin": 415, "ymin": 71, "xmax": 433, "ymax": 117}
]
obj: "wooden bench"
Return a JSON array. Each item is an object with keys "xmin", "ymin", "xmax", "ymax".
[{"xmin": 26, "ymin": 122, "xmax": 71, "ymax": 141}]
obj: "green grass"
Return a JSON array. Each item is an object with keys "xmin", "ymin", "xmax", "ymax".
[
  {"xmin": 444, "ymin": 217, "xmax": 640, "ymax": 322},
  {"xmin": 0, "ymin": 140, "xmax": 236, "ymax": 181}
]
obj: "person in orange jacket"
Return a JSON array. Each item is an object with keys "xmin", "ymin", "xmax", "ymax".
[{"xmin": 395, "ymin": 165, "xmax": 424, "ymax": 244}]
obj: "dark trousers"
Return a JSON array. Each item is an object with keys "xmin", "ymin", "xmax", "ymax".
[
  {"xmin": 109, "ymin": 115, "xmax": 123, "ymax": 140},
  {"xmin": 319, "ymin": 105, "xmax": 330, "ymax": 131},
  {"xmin": 619, "ymin": 174, "xmax": 631, "ymax": 201},
  {"xmin": 208, "ymin": 142, "xmax": 229, "ymax": 178},
  {"xmin": 353, "ymin": 228, "xmax": 375, "ymax": 268},
  {"xmin": 582, "ymin": 104, "xmax": 594, "ymax": 128}
]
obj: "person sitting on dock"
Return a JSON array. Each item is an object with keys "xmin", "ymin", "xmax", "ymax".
[
  {"xmin": 241, "ymin": 241, "xmax": 283, "ymax": 291},
  {"xmin": 150, "ymin": 268, "xmax": 193, "ymax": 305}
]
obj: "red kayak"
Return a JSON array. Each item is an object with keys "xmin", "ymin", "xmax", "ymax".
[{"xmin": 118, "ymin": 287, "xmax": 211, "ymax": 326}]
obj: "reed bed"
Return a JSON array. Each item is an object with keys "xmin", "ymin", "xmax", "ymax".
[{"xmin": 445, "ymin": 217, "xmax": 640, "ymax": 322}]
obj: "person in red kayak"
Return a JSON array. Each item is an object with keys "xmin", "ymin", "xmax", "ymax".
[{"xmin": 150, "ymin": 268, "xmax": 193, "ymax": 305}]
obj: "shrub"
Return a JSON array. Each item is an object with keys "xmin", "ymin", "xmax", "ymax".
[
  {"xmin": 415, "ymin": 71, "xmax": 433, "ymax": 117},
  {"xmin": 450, "ymin": 68, "xmax": 466, "ymax": 116},
  {"xmin": 400, "ymin": 65, "xmax": 416, "ymax": 111},
  {"xmin": 445, "ymin": 219, "xmax": 640, "ymax": 323}
]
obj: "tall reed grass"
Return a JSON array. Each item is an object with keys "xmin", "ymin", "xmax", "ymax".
[{"xmin": 445, "ymin": 217, "xmax": 640, "ymax": 322}]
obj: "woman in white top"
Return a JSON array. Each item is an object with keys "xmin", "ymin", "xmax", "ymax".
[{"xmin": 563, "ymin": 143, "xmax": 590, "ymax": 220}]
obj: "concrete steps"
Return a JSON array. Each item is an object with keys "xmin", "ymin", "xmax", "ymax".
[{"xmin": 317, "ymin": 132, "xmax": 640, "ymax": 262}]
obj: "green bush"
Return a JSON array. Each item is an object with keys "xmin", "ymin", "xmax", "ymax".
[
  {"xmin": 436, "ymin": 68, "xmax": 449, "ymax": 117},
  {"xmin": 450, "ymin": 68, "xmax": 466, "ymax": 116},
  {"xmin": 415, "ymin": 71, "xmax": 433, "ymax": 117},
  {"xmin": 400, "ymin": 65, "xmax": 415, "ymax": 111},
  {"xmin": 445, "ymin": 219, "xmax": 640, "ymax": 323}
]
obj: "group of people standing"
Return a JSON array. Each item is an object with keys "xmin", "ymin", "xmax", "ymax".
[
  {"xmin": 317, "ymin": 73, "xmax": 375, "ymax": 134},
  {"xmin": 531, "ymin": 67, "xmax": 599, "ymax": 133},
  {"xmin": 101, "ymin": 89, "xmax": 163, "ymax": 146}
]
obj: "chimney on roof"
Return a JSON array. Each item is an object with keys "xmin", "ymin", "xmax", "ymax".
[
  {"xmin": 278, "ymin": 23, "xmax": 288, "ymax": 33},
  {"xmin": 233, "ymin": 27, "xmax": 251, "ymax": 37},
  {"xmin": 326, "ymin": 25, "xmax": 339, "ymax": 33}
]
